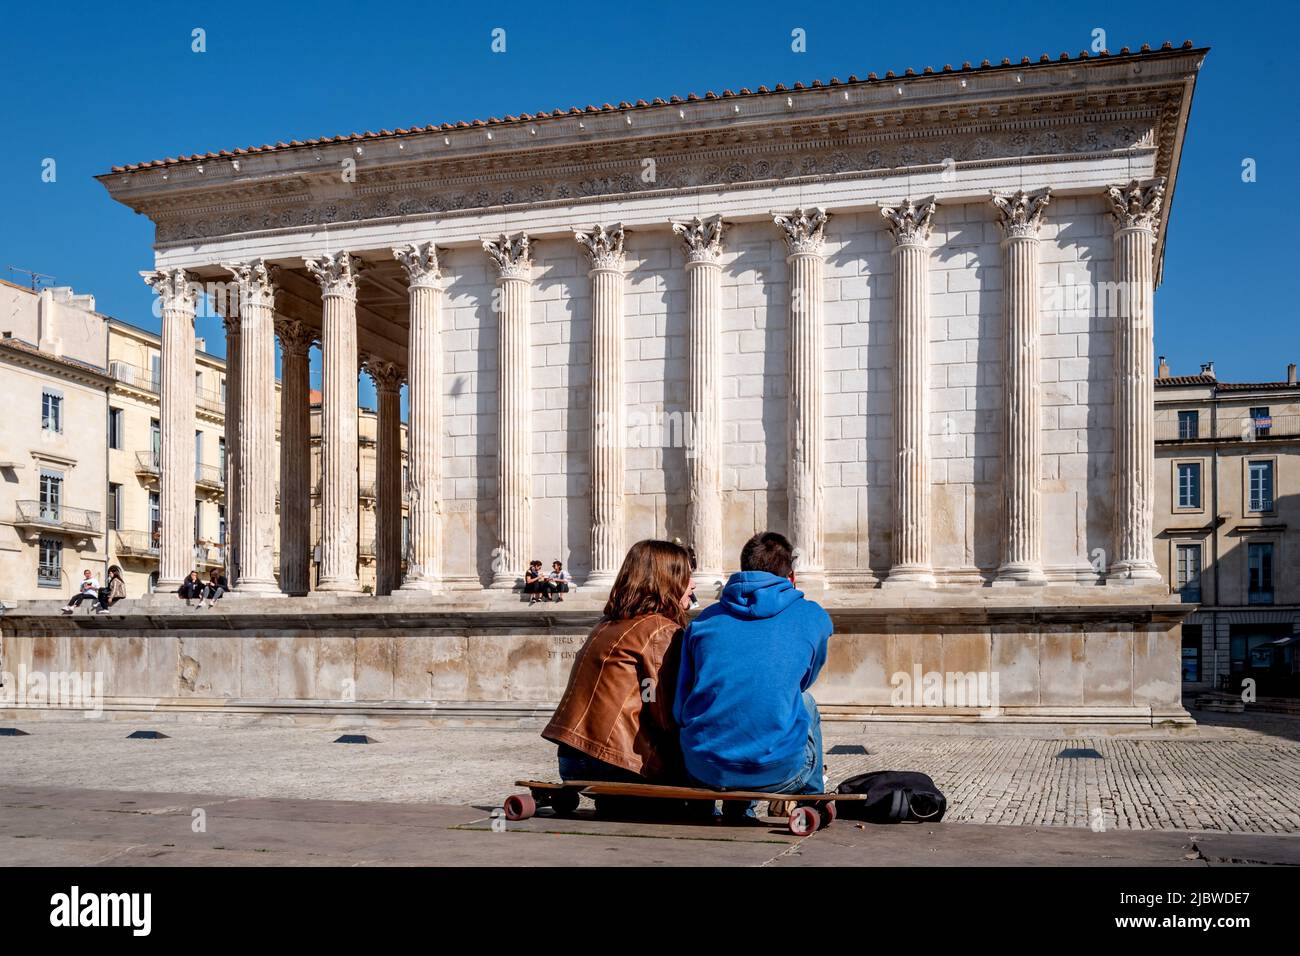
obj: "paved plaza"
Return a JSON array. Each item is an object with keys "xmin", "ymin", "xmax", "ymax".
[{"xmin": 3, "ymin": 706, "xmax": 1298, "ymax": 865}]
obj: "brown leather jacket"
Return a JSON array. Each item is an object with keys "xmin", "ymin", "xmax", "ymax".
[{"xmin": 542, "ymin": 613, "xmax": 683, "ymax": 781}]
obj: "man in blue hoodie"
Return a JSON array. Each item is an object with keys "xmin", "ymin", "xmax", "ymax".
[{"xmin": 674, "ymin": 531, "xmax": 833, "ymax": 819}]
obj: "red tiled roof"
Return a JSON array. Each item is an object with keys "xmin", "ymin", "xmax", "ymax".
[
  {"xmin": 0, "ymin": 334, "xmax": 109, "ymax": 377},
  {"xmin": 1155, "ymin": 375, "xmax": 1215, "ymax": 387},
  {"xmin": 108, "ymin": 41, "xmax": 1199, "ymax": 174},
  {"xmin": 1157, "ymin": 375, "xmax": 1297, "ymax": 391}
]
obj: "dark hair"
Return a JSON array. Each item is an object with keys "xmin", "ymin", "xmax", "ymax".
[
  {"xmin": 604, "ymin": 539, "xmax": 693, "ymax": 629},
  {"xmin": 552, "ymin": 561, "xmax": 562, "ymax": 568},
  {"xmin": 740, "ymin": 531, "xmax": 795, "ymax": 578}
]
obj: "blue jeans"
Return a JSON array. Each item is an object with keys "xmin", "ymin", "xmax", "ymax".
[
  {"xmin": 556, "ymin": 744, "xmax": 643, "ymax": 784},
  {"xmin": 693, "ymin": 691, "xmax": 824, "ymax": 820}
]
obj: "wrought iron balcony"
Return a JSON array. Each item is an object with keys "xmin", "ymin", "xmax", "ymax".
[
  {"xmin": 196, "ymin": 386, "xmax": 224, "ymax": 414},
  {"xmin": 195, "ymin": 462, "xmax": 224, "ymax": 490},
  {"xmin": 14, "ymin": 500, "xmax": 102, "ymax": 538},
  {"xmin": 194, "ymin": 543, "xmax": 227, "ymax": 568},
  {"xmin": 114, "ymin": 529, "xmax": 159, "ymax": 560},
  {"xmin": 1156, "ymin": 413, "xmax": 1300, "ymax": 443},
  {"xmin": 109, "ymin": 360, "xmax": 160, "ymax": 393}
]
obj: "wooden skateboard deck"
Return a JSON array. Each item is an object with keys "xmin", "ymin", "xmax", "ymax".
[{"xmin": 505, "ymin": 779, "xmax": 865, "ymax": 835}]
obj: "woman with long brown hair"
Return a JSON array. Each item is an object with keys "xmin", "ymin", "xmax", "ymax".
[{"xmin": 541, "ymin": 539, "xmax": 694, "ymax": 784}]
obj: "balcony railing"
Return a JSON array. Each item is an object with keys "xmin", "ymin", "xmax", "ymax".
[
  {"xmin": 114, "ymin": 529, "xmax": 160, "ymax": 559},
  {"xmin": 135, "ymin": 450, "xmax": 160, "ymax": 476},
  {"xmin": 194, "ymin": 544, "xmax": 227, "ymax": 568},
  {"xmin": 196, "ymin": 386, "xmax": 225, "ymax": 414},
  {"xmin": 15, "ymin": 500, "xmax": 101, "ymax": 536},
  {"xmin": 195, "ymin": 462, "xmax": 224, "ymax": 490},
  {"xmin": 1156, "ymin": 413, "xmax": 1300, "ymax": 442},
  {"xmin": 109, "ymin": 360, "xmax": 160, "ymax": 393}
]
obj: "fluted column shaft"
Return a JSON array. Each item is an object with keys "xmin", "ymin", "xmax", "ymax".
[
  {"xmin": 222, "ymin": 319, "xmax": 242, "ymax": 585},
  {"xmin": 483, "ymin": 234, "xmax": 533, "ymax": 588},
  {"xmin": 588, "ymin": 268, "xmax": 625, "ymax": 584},
  {"xmin": 1106, "ymin": 179, "xmax": 1164, "ymax": 581},
  {"xmin": 787, "ymin": 249, "xmax": 825, "ymax": 577},
  {"xmin": 992, "ymin": 189, "xmax": 1050, "ymax": 585},
  {"xmin": 367, "ymin": 363, "xmax": 404, "ymax": 596},
  {"xmin": 674, "ymin": 216, "xmax": 725, "ymax": 581},
  {"xmin": 276, "ymin": 321, "xmax": 313, "ymax": 595},
  {"xmin": 144, "ymin": 269, "xmax": 197, "ymax": 590},
  {"xmin": 225, "ymin": 261, "xmax": 279, "ymax": 592},
  {"xmin": 306, "ymin": 252, "xmax": 362, "ymax": 592},
  {"xmin": 395, "ymin": 243, "xmax": 444, "ymax": 590},
  {"xmin": 881, "ymin": 198, "xmax": 938, "ymax": 587}
]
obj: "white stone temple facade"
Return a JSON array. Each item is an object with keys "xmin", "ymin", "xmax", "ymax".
[
  {"xmin": 0, "ymin": 42, "xmax": 1208, "ymax": 729},
  {"xmin": 95, "ymin": 43, "xmax": 1205, "ymax": 597}
]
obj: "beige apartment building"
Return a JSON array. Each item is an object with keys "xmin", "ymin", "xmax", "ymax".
[
  {"xmin": 1154, "ymin": 359, "xmax": 1300, "ymax": 697},
  {"xmin": 0, "ymin": 280, "xmax": 111, "ymax": 605}
]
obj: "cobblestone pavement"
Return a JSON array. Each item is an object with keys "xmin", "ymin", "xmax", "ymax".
[{"xmin": 2, "ymin": 709, "xmax": 1297, "ymax": 834}]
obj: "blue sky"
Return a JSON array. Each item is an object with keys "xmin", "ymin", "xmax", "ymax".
[{"xmin": 1, "ymin": 0, "xmax": 1295, "ymax": 397}]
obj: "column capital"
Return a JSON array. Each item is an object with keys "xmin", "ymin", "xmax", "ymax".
[
  {"xmin": 141, "ymin": 268, "xmax": 198, "ymax": 311},
  {"xmin": 363, "ymin": 356, "xmax": 405, "ymax": 393},
  {"xmin": 221, "ymin": 258, "xmax": 279, "ymax": 311},
  {"xmin": 304, "ymin": 250, "xmax": 363, "ymax": 299},
  {"xmin": 880, "ymin": 196, "xmax": 937, "ymax": 247},
  {"xmin": 575, "ymin": 223, "xmax": 626, "ymax": 272},
  {"xmin": 274, "ymin": 317, "xmax": 317, "ymax": 357},
  {"xmin": 1105, "ymin": 178, "xmax": 1166, "ymax": 233},
  {"xmin": 483, "ymin": 232, "xmax": 532, "ymax": 281},
  {"xmin": 991, "ymin": 187, "xmax": 1052, "ymax": 240},
  {"xmin": 393, "ymin": 241, "xmax": 443, "ymax": 289},
  {"xmin": 672, "ymin": 214, "xmax": 726, "ymax": 265},
  {"xmin": 774, "ymin": 207, "xmax": 828, "ymax": 256}
]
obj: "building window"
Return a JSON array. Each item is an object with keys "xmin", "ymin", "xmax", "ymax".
[
  {"xmin": 108, "ymin": 407, "xmax": 124, "ymax": 450},
  {"xmin": 1248, "ymin": 460, "xmax": 1275, "ymax": 512},
  {"xmin": 1176, "ymin": 463, "xmax": 1201, "ymax": 509},
  {"xmin": 1248, "ymin": 543, "xmax": 1275, "ymax": 605},
  {"xmin": 107, "ymin": 482, "xmax": 122, "ymax": 531},
  {"xmin": 195, "ymin": 499, "xmax": 202, "ymax": 542},
  {"xmin": 150, "ymin": 419, "xmax": 161, "ymax": 467},
  {"xmin": 1177, "ymin": 410, "xmax": 1199, "ymax": 440},
  {"xmin": 402, "ymin": 515, "xmax": 409, "ymax": 559},
  {"xmin": 218, "ymin": 504, "xmax": 226, "ymax": 546},
  {"xmin": 42, "ymin": 390, "xmax": 63, "ymax": 432},
  {"xmin": 1250, "ymin": 406, "xmax": 1272, "ymax": 438},
  {"xmin": 1176, "ymin": 544, "xmax": 1202, "ymax": 603},
  {"xmin": 1181, "ymin": 625, "xmax": 1202, "ymax": 683},
  {"xmin": 39, "ymin": 469, "xmax": 63, "ymax": 521},
  {"xmin": 218, "ymin": 437, "xmax": 226, "ymax": 483},
  {"xmin": 149, "ymin": 354, "xmax": 161, "ymax": 392},
  {"xmin": 149, "ymin": 491, "xmax": 160, "ymax": 548},
  {"xmin": 38, "ymin": 536, "xmax": 62, "ymax": 587}
]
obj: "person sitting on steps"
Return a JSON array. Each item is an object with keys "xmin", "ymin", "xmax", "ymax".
[
  {"xmin": 524, "ymin": 560, "xmax": 550, "ymax": 605},
  {"xmin": 61, "ymin": 569, "xmax": 100, "ymax": 614},
  {"xmin": 547, "ymin": 561, "xmax": 572, "ymax": 602}
]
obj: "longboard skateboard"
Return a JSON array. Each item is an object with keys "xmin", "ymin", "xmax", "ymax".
[{"xmin": 507, "ymin": 779, "xmax": 866, "ymax": 835}]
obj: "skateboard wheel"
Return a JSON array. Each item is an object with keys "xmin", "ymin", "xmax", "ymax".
[
  {"xmin": 819, "ymin": 800, "xmax": 837, "ymax": 829},
  {"xmin": 549, "ymin": 788, "xmax": 581, "ymax": 816},
  {"xmin": 503, "ymin": 792, "xmax": 536, "ymax": 821},
  {"xmin": 788, "ymin": 806, "xmax": 820, "ymax": 835}
]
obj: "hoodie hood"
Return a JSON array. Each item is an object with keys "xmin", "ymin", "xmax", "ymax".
[{"xmin": 718, "ymin": 571, "xmax": 803, "ymax": 620}]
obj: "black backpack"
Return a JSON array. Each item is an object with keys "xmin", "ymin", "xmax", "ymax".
[{"xmin": 835, "ymin": 770, "xmax": 947, "ymax": 823}]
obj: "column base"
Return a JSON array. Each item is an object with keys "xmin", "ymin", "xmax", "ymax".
[
  {"xmin": 488, "ymin": 573, "xmax": 519, "ymax": 590},
  {"xmin": 792, "ymin": 569, "xmax": 827, "ymax": 593},
  {"xmin": 992, "ymin": 563, "xmax": 1048, "ymax": 587},
  {"xmin": 316, "ymin": 578, "xmax": 362, "ymax": 595},
  {"xmin": 400, "ymin": 575, "xmax": 442, "ymax": 592},
  {"xmin": 881, "ymin": 566, "xmax": 936, "ymax": 588},
  {"xmin": 583, "ymin": 570, "xmax": 617, "ymax": 590},
  {"xmin": 1106, "ymin": 562, "xmax": 1162, "ymax": 585},
  {"xmin": 234, "ymin": 579, "xmax": 283, "ymax": 596}
]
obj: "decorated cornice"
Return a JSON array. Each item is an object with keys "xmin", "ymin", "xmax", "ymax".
[
  {"xmin": 880, "ymin": 196, "xmax": 938, "ymax": 246},
  {"xmin": 483, "ymin": 232, "xmax": 532, "ymax": 280},
  {"xmin": 672, "ymin": 214, "xmax": 726, "ymax": 264},
  {"xmin": 363, "ymin": 356, "xmax": 405, "ymax": 392},
  {"xmin": 274, "ymin": 318, "xmax": 318, "ymax": 356},
  {"xmin": 393, "ymin": 241, "xmax": 442, "ymax": 289},
  {"xmin": 221, "ymin": 258, "xmax": 278, "ymax": 311},
  {"xmin": 1105, "ymin": 178, "xmax": 1166, "ymax": 233},
  {"xmin": 774, "ymin": 207, "xmax": 829, "ymax": 256},
  {"xmin": 574, "ymin": 223, "xmax": 626, "ymax": 271},
  {"xmin": 991, "ymin": 187, "xmax": 1052, "ymax": 240},
  {"xmin": 304, "ymin": 250, "xmax": 363, "ymax": 299},
  {"xmin": 141, "ymin": 268, "xmax": 198, "ymax": 312}
]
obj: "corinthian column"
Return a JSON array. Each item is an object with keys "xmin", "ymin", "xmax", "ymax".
[
  {"xmin": 221, "ymin": 259, "xmax": 280, "ymax": 593},
  {"xmin": 275, "ymin": 318, "xmax": 315, "ymax": 595},
  {"xmin": 672, "ymin": 215, "xmax": 725, "ymax": 585},
  {"xmin": 142, "ymin": 268, "xmax": 197, "ymax": 591},
  {"xmin": 576, "ymin": 223, "xmax": 626, "ymax": 589},
  {"xmin": 365, "ymin": 358, "xmax": 405, "ymax": 595},
  {"xmin": 774, "ymin": 208, "xmax": 828, "ymax": 584},
  {"xmin": 1105, "ymin": 179, "xmax": 1165, "ymax": 582},
  {"xmin": 482, "ymin": 233, "xmax": 533, "ymax": 588},
  {"xmin": 991, "ymin": 188, "xmax": 1051, "ymax": 586},
  {"xmin": 881, "ymin": 197, "xmax": 938, "ymax": 587},
  {"xmin": 221, "ymin": 313, "xmax": 242, "ymax": 586},
  {"xmin": 394, "ymin": 242, "xmax": 444, "ymax": 590},
  {"xmin": 305, "ymin": 250, "xmax": 363, "ymax": 593}
]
